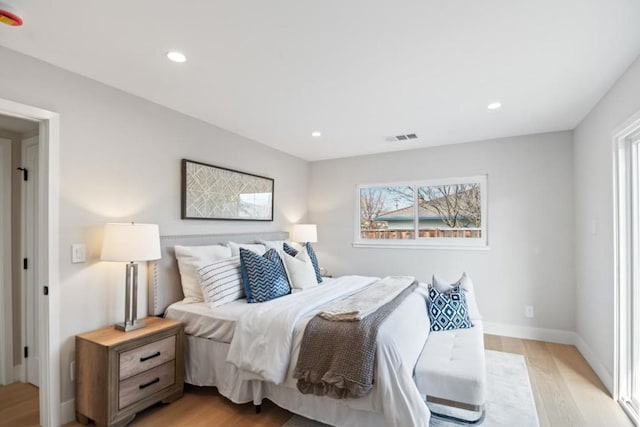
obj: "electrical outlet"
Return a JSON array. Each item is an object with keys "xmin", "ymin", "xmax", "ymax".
[
  {"xmin": 525, "ymin": 305, "xmax": 534, "ymax": 318},
  {"xmin": 70, "ymin": 360, "xmax": 76, "ymax": 381}
]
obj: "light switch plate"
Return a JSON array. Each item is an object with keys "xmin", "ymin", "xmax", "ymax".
[{"xmin": 71, "ymin": 244, "xmax": 86, "ymax": 263}]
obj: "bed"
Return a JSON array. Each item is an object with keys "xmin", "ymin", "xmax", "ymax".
[{"xmin": 148, "ymin": 232, "xmax": 432, "ymax": 427}]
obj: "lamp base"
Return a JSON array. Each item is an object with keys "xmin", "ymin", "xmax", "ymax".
[{"xmin": 115, "ymin": 319, "xmax": 146, "ymax": 332}]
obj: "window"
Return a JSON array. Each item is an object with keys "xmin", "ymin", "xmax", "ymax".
[{"xmin": 355, "ymin": 175, "xmax": 487, "ymax": 248}]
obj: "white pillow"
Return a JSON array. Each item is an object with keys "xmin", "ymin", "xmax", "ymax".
[
  {"xmin": 280, "ymin": 246, "xmax": 318, "ymax": 292},
  {"xmin": 174, "ymin": 245, "xmax": 232, "ymax": 302},
  {"xmin": 228, "ymin": 241, "xmax": 266, "ymax": 257},
  {"xmin": 432, "ymin": 273, "xmax": 481, "ymax": 320},
  {"xmin": 258, "ymin": 239, "xmax": 302, "ymax": 252},
  {"xmin": 197, "ymin": 256, "xmax": 244, "ymax": 308}
]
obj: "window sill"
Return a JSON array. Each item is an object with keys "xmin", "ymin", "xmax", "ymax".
[{"xmin": 352, "ymin": 241, "xmax": 490, "ymax": 251}]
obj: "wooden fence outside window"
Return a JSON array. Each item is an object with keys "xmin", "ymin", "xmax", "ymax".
[{"xmin": 360, "ymin": 228, "xmax": 482, "ymax": 240}]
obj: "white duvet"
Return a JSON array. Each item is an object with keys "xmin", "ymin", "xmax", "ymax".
[{"xmin": 226, "ymin": 275, "xmax": 432, "ymax": 427}]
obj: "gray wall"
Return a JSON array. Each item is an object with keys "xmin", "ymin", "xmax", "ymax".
[
  {"xmin": 574, "ymin": 55, "xmax": 640, "ymax": 389},
  {"xmin": 309, "ymin": 131, "xmax": 575, "ymax": 332},
  {"xmin": 0, "ymin": 46, "xmax": 310, "ymax": 403}
]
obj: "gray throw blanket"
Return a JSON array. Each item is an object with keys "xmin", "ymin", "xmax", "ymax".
[{"xmin": 293, "ymin": 279, "xmax": 418, "ymax": 399}]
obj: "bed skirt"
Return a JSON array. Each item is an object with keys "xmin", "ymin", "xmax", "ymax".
[{"xmin": 184, "ymin": 335, "xmax": 387, "ymax": 427}]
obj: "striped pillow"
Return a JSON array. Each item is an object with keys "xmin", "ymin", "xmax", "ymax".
[{"xmin": 197, "ymin": 256, "xmax": 245, "ymax": 308}]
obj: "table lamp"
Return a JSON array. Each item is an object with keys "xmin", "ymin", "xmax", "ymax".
[
  {"xmin": 291, "ymin": 224, "xmax": 318, "ymax": 244},
  {"xmin": 101, "ymin": 223, "xmax": 161, "ymax": 332}
]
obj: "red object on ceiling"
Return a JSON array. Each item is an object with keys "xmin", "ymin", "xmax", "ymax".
[{"xmin": 0, "ymin": 5, "xmax": 23, "ymax": 26}]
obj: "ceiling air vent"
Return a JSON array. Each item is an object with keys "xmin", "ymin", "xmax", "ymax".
[{"xmin": 386, "ymin": 133, "xmax": 418, "ymax": 142}]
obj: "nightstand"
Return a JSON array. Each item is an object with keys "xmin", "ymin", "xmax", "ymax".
[{"xmin": 75, "ymin": 317, "xmax": 185, "ymax": 427}]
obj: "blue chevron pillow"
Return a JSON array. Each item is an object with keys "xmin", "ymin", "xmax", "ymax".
[
  {"xmin": 427, "ymin": 285, "xmax": 473, "ymax": 331},
  {"xmin": 283, "ymin": 242, "xmax": 298, "ymax": 256},
  {"xmin": 283, "ymin": 242, "xmax": 323, "ymax": 283},
  {"xmin": 239, "ymin": 248, "xmax": 291, "ymax": 303}
]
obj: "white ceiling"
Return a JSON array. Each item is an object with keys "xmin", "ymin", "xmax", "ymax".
[{"xmin": 1, "ymin": 0, "xmax": 639, "ymax": 161}]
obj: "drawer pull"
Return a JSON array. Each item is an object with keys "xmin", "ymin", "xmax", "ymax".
[
  {"xmin": 139, "ymin": 377, "xmax": 160, "ymax": 390},
  {"xmin": 140, "ymin": 351, "xmax": 161, "ymax": 362}
]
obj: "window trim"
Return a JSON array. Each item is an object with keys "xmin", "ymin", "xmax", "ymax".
[
  {"xmin": 613, "ymin": 110, "xmax": 640, "ymax": 424},
  {"xmin": 354, "ymin": 175, "xmax": 488, "ymax": 249}
]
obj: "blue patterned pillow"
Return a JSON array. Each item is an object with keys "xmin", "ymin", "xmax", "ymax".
[
  {"xmin": 283, "ymin": 242, "xmax": 323, "ymax": 283},
  {"xmin": 239, "ymin": 248, "xmax": 290, "ymax": 303},
  {"xmin": 283, "ymin": 242, "xmax": 298, "ymax": 256},
  {"xmin": 427, "ymin": 285, "xmax": 473, "ymax": 331}
]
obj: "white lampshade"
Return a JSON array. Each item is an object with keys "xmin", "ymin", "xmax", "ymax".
[
  {"xmin": 101, "ymin": 223, "xmax": 161, "ymax": 262},
  {"xmin": 291, "ymin": 224, "xmax": 318, "ymax": 243}
]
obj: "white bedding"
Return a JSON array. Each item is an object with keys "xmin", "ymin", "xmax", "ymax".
[
  {"xmin": 227, "ymin": 275, "xmax": 432, "ymax": 427},
  {"xmin": 164, "ymin": 299, "xmax": 249, "ymax": 342},
  {"xmin": 164, "ymin": 277, "xmax": 341, "ymax": 342},
  {"xmin": 184, "ymin": 335, "xmax": 390, "ymax": 426}
]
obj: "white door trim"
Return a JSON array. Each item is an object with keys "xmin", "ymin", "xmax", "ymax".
[
  {"xmin": 0, "ymin": 98, "xmax": 60, "ymax": 427},
  {"xmin": 0, "ymin": 138, "xmax": 13, "ymax": 386}
]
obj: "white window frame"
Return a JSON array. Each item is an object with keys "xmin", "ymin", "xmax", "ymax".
[
  {"xmin": 614, "ymin": 111, "xmax": 640, "ymax": 425},
  {"xmin": 353, "ymin": 175, "xmax": 488, "ymax": 249}
]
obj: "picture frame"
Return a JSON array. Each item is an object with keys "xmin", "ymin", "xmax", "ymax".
[{"xmin": 181, "ymin": 159, "xmax": 274, "ymax": 221}]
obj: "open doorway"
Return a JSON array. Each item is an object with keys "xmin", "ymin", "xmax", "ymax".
[
  {"xmin": 0, "ymin": 115, "xmax": 41, "ymax": 405},
  {"xmin": 0, "ymin": 98, "xmax": 60, "ymax": 427}
]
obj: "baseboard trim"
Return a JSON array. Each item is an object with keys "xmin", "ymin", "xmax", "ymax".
[
  {"xmin": 574, "ymin": 334, "xmax": 613, "ymax": 394},
  {"xmin": 483, "ymin": 321, "xmax": 576, "ymax": 345},
  {"xmin": 61, "ymin": 398, "xmax": 75, "ymax": 425}
]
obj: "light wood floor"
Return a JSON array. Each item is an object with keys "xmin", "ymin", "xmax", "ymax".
[
  {"xmin": 484, "ymin": 335, "xmax": 632, "ymax": 427},
  {"xmin": 0, "ymin": 381, "xmax": 39, "ymax": 426},
  {"xmin": 0, "ymin": 335, "xmax": 633, "ymax": 426}
]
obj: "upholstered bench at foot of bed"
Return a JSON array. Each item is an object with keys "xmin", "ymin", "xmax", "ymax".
[{"xmin": 414, "ymin": 320, "xmax": 486, "ymax": 424}]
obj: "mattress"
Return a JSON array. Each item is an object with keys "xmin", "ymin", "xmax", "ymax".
[
  {"xmin": 164, "ymin": 278, "xmax": 339, "ymax": 342},
  {"xmin": 164, "ymin": 299, "xmax": 250, "ymax": 342}
]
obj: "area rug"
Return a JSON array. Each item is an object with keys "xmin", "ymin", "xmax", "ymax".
[{"xmin": 282, "ymin": 349, "xmax": 539, "ymax": 427}]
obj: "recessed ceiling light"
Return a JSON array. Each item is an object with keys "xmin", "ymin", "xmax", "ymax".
[
  {"xmin": 311, "ymin": 131, "xmax": 322, "ymax": 137},
  {"xmin": 487, "ymin": 102, "xmax": 502, "ymax": 110},
  {"xmin": 167, "ymin": 51, "xmax": 187, "ymax": 63}
]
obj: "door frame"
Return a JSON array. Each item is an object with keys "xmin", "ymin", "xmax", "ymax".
[
  {"xmin": 0, "ymin": 137, "xmax": 12, "ymax": 386},
  {"xmin": 613, "ymin": 109, "xmax": 640, "ymax": 424},
  {"xmin": 0, "ymin": 98, "xmax": 60, "ymax": 427}
]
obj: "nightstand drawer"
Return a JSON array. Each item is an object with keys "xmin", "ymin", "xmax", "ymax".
[
  {"xmin": 119, "ymin": 335, "xmax": 175, "ymax": 380},
  {"xmin": 119, "ymin": 360, "xmax": 175, "ymax": 409}
]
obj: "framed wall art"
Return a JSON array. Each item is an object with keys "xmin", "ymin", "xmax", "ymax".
[{"xmin": 181, "ymin": 159, "xmax": 274, "ymax": 221}]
